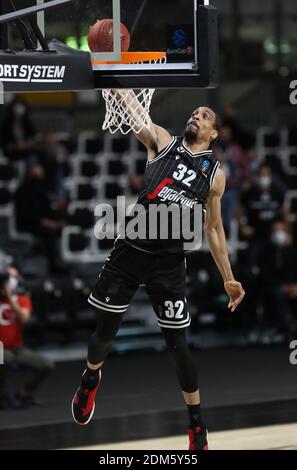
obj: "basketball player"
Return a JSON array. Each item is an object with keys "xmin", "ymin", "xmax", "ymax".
[{"xmin": 72, "ymin": 94, "xmax": 245, "ymax": 451}]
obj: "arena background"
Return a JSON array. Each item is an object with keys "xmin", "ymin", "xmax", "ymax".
[{"xmin": 0, "ymin": 0, "xmax": 297, "ymax": 451}]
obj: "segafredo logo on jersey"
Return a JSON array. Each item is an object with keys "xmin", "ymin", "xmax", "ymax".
[
  {"xmin": 0, "ymin": 64, "xmax": 66, "ymax": 83},
  {"xmin": 157, "ymin": 187, "xmax": 198, "ymax": 209},
  {"xmin": 146, "ymin": 178, "xmax": 197, "ymax": 209}
]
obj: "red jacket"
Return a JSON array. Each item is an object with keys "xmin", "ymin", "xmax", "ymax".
[{"xmin": 0, "ymin": 295, "xmax": 32, "ymax": 349}]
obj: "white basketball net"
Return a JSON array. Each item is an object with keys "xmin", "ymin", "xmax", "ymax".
[
  {"xmin": 101, "ymin": 56, "xmax": 167, "ymax": 135},
  {"xmin": 102, "ymin": 88, "xmax": 155, "ymax": 135}
]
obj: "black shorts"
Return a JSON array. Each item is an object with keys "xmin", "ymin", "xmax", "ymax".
[{"xmin": 88, "ymin": 241, "xmax": 191, "ymax": 329}]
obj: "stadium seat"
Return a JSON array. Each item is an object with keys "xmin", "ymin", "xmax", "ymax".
[
  {"xmin": 256, "ymin": 127, "xmax": 283, "ymax": 153},
  {"xmin": 77, "ymin": 182, "xmax": 97, "ymax": 202},
  {"xmin": 0, "ymin": 187, "xmax": 12, "ymax": 206},
  {"xmin": 67, "ymin": 206, "xmax": 94, "ymax": 230},
  {"xmin": 0, "ymin": 187, "xmax": 13, "ymax": 217},
  {"xmin": 0, "ymin": 162, "xmax": 16, "ymax": 182},
  {"xmin": 80, "ymin": 159, "xmax": 100, "ymax": 178},
  {"xmin": 78, "ymin": 131, "xmax": 104, "ymax": 154},
  {"xmin": 288, "ymin": 152, "xmax": 297, "ymax": 173},
  {"xmin": 107, "ymin": 159, "xmax": 127, "ymax": 176},
  {"xmin": 104, "ymin": 181, "xmax": 124, "ymax": 199},
  {"xmin": 288, "ymin": 128, "xmax": 297, "ymax": 147},
  {"xmin": 69, "ymin": 232, "xmax": 89, "ymax": 252},
  {"xmin": 286, "ymin": 191, "xmax": 297, "ymax": 222},
  {"xmin": 110, "ymin": 136, "xmax": 131, "ymax": 153}
]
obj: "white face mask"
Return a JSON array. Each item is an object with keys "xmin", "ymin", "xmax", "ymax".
[
  {"xmin": 8, "ymin": 276, "xmax": 18, "ymax": 292},
  {"xmin": 13, "ymin": 103, "xmax": 26, "ymax": 117},
  {"xmin": 272, "ymin": 230, "xmax": 288, "ymax": 246},
  {"xmin": 259, "ymin": 176, "xmax": 272, "ymax": 190}
]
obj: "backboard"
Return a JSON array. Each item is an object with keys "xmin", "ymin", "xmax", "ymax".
[{"xmin": 0, "ymin": 0, "xmax": 218, "ymax": 90}]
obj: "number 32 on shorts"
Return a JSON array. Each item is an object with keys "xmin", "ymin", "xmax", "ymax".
[{"xmin": 164, "ymin": 300, "xmax": 185, "ymax": 319}]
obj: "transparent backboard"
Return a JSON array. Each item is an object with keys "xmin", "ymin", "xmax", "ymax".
[{"xmin": 0, "ymin": 0, "xmax": 218, "ymax": 89}]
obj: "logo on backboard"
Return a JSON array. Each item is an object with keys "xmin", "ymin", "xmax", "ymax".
[
  {"xmin": 172, "ymin": 29, "xmax": 187, "ymax": 48},
  {"xmin": 0, "ymin": 64, "xmax": 66, "ymax": 83},
  {"xmin": 167, "ymin": 25, "xmax": 194, "ymax": 63}
]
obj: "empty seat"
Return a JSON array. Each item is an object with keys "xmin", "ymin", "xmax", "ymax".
[
  {"xmin": 283, "ymin": 151, "xmax": 297, "ymax": 177},
  {"xmin": 104, "ymin": 182, "xmax": 124, "ymax": 199},
  {"xmin": 286, "ymin": 175, "xmax": 297, "ymax": 190},
  {"xmin": 264, "ymin": 153, "xmax": 285, "ymax": 176},
  {"xmin": 111, "ymin": 136, "xmax": 130, "ymax": 153},
  {"xmin": 85, "ymin": 137, "xmax": 104, "ymax": 154},
  {"xmin": 41, "ymin": 279, "xmax": 71, "ymax": 329},
  {"xmin": 290, "ymin": 196, "xmax": 297, "ymax": 215},
  {"xmin": 81, "ymin": 160, "xmax": 100, "ymax": 177},
  {"xmin": 0, "ymin": 163, "xmax": 16, "ymax": 182},
  {"xmin": 0, "ymin": 187, "xmax": 12, "ymax": 206},
  {"xmin": 263, "ymin": 132, "xmax": 281, "ymax": 147},
  {"xmin": 288, "ymin": 128, "xmax": 297, "ymax": 146},
  {"xmin": 68, "ymin": 207, "xmax": 94, "ymax": 229},
  {"xmin": 58, "ymin": 136, "xmax": 78, "ymax": 154},
  {"xmin": 69, "ymin": 232, "xmax": 89, "ymax": 252},
  {"xmin": 286, "ymin": 191, "xmax": 297, "ymax": 221},
  {"xmin": 108, "ymin": 160, "xmax": 127, "ymax": 175},
  {"xmin": 289, "ymin": 153, "xmax": 297, "ymax": 170},
  {"xmin": 77, "ymin": 183, "xmax": 97, "ymax": 201}
]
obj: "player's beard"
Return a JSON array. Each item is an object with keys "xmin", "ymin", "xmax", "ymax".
[{"xmin": 184, "ymin": 128, "xmax": 197, "ymax": 144}]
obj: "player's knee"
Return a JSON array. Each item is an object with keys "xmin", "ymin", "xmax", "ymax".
[
  {"xmin": 162, "ymin": 327, "xmax": 188, "ymax": 351},
  {"xmin": 88, "ymin": 332, "xmax": 113, "ymax": 358}
]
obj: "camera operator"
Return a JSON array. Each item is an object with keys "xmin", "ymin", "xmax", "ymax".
[{"xmin": 0, "ymin": 267, "xmax": 54, "ymax": 409}]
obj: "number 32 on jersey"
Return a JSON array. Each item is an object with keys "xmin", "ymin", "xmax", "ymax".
[
  {"xmin": 164, "ymin": 300, "xmax": 185, "ymax": 319},
  {"xmin": 173, "ymin": 164, "xmax": 197, "ymax": 187}
]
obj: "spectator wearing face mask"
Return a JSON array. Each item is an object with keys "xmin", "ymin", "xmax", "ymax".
[
  {"xmin": 0, "ymin": 267, "xmax": 54, "ymax": 410},
  {"xmin": 1, "ymin": 97, "xmax": 67, "ymax": 200},
  {"xmin": 258, "ymin": 221, "xmax": 297, "ymax": 338},
  {"xmin": 238, "ymin": 164, "xmax": 287, "ymax": 267},
  {"xmin": 1, "ymin": 97, "xmax": 37, "ymax": 161},
  {"xmin": 14, "ymin": 163, "xmax": 66, "ymax": 274},
  {"xmin": 214, "ymin": 123, "xmax": 252, "ymax": 236}
]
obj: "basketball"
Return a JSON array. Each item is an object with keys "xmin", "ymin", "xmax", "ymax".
[{"xmin": 88, "ymin": 19, "xmax": 130, "ymax": 53}]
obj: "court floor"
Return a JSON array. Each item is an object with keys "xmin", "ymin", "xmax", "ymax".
[{"xmin": 68, "ymin": 423, "xmax": 297, "ymax": 450}]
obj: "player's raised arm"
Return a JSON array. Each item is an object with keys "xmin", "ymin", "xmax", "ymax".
[
  {"xmin": 110, "ymin": 89, "xmax": 172, "ymax": 159},
  {"xmin": 204, "ymin": 168, "xmax": 245, "ymax": 312}
]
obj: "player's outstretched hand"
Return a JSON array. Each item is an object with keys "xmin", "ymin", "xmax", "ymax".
[{"xmin": 224, "ymin": 280, "xmax": 245, "ymax": 312}]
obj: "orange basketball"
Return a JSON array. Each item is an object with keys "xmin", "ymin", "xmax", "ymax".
[{"xmin": 88, "ymin": 19, "xmax": 130, "ymax": 52}]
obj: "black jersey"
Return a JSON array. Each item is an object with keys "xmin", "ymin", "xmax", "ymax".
[{"xmin": 120, "ymin": 136, "xmax": 220, "ymax": 254}]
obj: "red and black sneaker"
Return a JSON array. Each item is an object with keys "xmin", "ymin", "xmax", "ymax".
[
  {"xmin": 71, "ymin": 369, "xmax": 101, "ymax": 425},
  {"xmin": 188, "ymin": 426, "xmax": 208, "ymax": 451}
]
